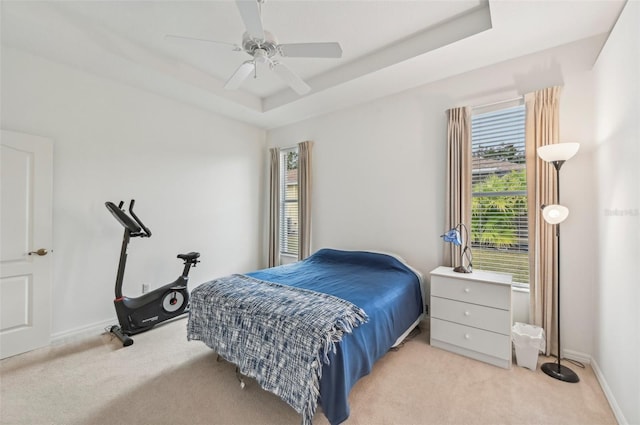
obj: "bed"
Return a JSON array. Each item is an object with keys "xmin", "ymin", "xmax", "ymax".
[{"xmin": 187, "ymin": 248, "xmax": 424, "ymax": 425}]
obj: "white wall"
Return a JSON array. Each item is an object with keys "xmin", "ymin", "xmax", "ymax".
[
  {"xmin": 267, "ymin": 36, "xmax": 605, "ymax": 354},
  {"xmin": 1, "ymin": 47, "xmax": 265, "ymax": 337},
  {"xmin": 592, "ymin": 2, "xmax": 640, "ymax": 424}
]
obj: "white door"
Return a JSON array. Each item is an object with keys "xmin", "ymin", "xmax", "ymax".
[{"xmin": 1, "ymin": 129, "xmax": 53, "ymax": 359}]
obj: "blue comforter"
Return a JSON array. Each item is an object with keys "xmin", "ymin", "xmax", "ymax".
[{"xmin": 248, "ymin": 248, "xmax": 423, "ymax": 424}]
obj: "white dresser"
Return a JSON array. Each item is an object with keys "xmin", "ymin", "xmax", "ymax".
[{"xmin": 429, "ymin": 266, "xmax": 513, "ymax": 369}]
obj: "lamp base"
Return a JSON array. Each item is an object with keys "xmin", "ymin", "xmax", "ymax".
[
  {"xmin": 541, "ymin": 362, "xmax": 580, "ymax": 383},
  {"xmin": 453, "ymin": 266, "xmax": 472, "ymax": 273}
]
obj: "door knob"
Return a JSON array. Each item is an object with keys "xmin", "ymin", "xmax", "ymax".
[{"xmin": 28, "ymin": 248, "xmax": 48, "ymax": 256}]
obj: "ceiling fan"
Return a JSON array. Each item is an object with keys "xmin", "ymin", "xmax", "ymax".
[{"xmin": 166, "ymin": 0, "xmax": 343, "ymax": 95}]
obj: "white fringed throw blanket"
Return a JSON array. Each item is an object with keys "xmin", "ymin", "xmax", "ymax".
[{"xmin": 187, "ymin": 274, "xmax": 368, "ymax": 425}]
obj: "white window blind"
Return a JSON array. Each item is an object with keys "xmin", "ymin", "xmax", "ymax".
[
  {"xmin": 471, "ymin": 104, "xmax": 529, "ymax": 285},
  {"xmin": 279, "ymin": 148, "xmax": 299, "ymax": 257}
]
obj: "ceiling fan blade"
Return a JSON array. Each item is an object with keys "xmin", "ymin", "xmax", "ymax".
[
  {"xmin": 225, "ymin": 61, "xmax": 255, "ymax": 90},
  {"xmin": 279, "ymin": 42, "xmax": 343, "ymax": 58},
  {"xmin": 272, "ymin": 62, "xmax": 311, "ymax": 95},
  {"xmin": 236, "ymin": 0, "xmax": 265, "ymax": 40},
  {"xmin": 165, "ymin": 34, "xmax": 241, "ymax": 51}
]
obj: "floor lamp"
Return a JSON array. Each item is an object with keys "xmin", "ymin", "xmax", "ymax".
[{"xmin": 537, "ymin": 142, "xmax": 580, "ymax": 383}]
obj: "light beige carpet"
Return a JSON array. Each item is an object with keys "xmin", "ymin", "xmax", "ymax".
[{"xmin": 0, "ymin": 317, "xmax": 616, "ymax": 425}]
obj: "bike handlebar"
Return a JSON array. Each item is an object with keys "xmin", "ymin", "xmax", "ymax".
[
  {"xmin": 128, "ymin": 200, "xmax": 152, "ymax": 237},
  {"xmin": 105, "ymin": 199, "xmax": 151, "ymax": 238}
]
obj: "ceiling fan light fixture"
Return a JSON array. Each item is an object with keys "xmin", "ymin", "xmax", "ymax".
[{"xmin": 253, "ymin": 48, "xmax": 270, "ymax": 64}]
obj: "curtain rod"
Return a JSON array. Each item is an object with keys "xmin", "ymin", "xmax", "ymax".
[{"xmin": 472, "ymin": 96, "xmax": 523, "ymax": 110}]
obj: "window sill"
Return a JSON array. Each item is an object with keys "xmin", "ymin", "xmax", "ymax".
[
  {"xmin": 280, "ymin": 253, "xmax": 298, "ymax": 265},
  {"xmin": 512, "ymin": 284, "xmax": 530, "ymax": 293}
]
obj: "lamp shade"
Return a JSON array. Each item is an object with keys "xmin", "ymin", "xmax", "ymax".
[
  {"xmin": 537, "ymin": 143, "xmax": 580, "ymax": 162},
  {"xmin": 542, "ymin": 204, "xmax": 569, "ymax": 224},
  {"xmin": 441, "ymin": 228, "xmax": 462, "ymax": 246}
]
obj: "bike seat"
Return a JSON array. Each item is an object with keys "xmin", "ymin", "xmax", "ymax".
[{"xmin": 178, "ymin": 252, "xmax": 200, "ymax": 262}]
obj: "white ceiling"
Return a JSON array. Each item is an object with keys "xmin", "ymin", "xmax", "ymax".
[{"xmin": 1, "ymin": 0, "xmax": 625, "ymax": 129}]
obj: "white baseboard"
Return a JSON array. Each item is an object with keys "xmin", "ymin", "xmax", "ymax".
[
  {"xmin": 591, "ymin": 357, "xmax": 628, "ymax": 425},
  {"xmin": 563, "ymin": 348, "xmax": 591, "ymax": 365},
  {"xmin": 50, "ymin": 318, "xmax": 116, "ymax": 346},
  {"xmin": 563, "ymin": 349, "xmax": 629, "ymax": 425}
]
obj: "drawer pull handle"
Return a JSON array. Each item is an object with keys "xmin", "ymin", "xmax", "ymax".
[
  {"xmin": 464, "ymin": 311, "xmax": 470, "ymax": 316},
  {"xmin": 464, "ymin": 334, "xmax": 471, "ymax": 340},
  {"xmin": 464, "ymin": 288, "xmax": 470, "ymax": 293}
]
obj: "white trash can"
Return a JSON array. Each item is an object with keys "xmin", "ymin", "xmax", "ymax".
[{"xmin": 512, "ymin": 322, "xmax": 546, "ymax": 371}]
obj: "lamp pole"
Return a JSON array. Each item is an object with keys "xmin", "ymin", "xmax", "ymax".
[{"xmin": 540, "ymin": 160, "xmax": 579, "ymax": 383}]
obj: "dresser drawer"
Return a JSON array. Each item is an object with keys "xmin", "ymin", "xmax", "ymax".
[
  {"xmin": 431, "ymin": 296, "xmax": 511, "ymax": 335},
  {"xmin": 431, "ymin": 318, "xmax": 511, "ymax": 360},
  {"xmin": 431, "ymin": 274, "xmax": 510, "ymax": 310}
]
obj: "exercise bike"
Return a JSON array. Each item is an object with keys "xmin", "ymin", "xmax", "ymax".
[{"xmin": 105, "ymin": 199, "xmax": 200, "ymax": 347}]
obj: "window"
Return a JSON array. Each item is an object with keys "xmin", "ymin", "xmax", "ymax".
[
  {"xmin": 279, "ymin": 148, "xmax": 299, "ymax": 257},
  {"xmin": 471, "ymin": 103, "xmax": 529, "ymax": 285}
]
